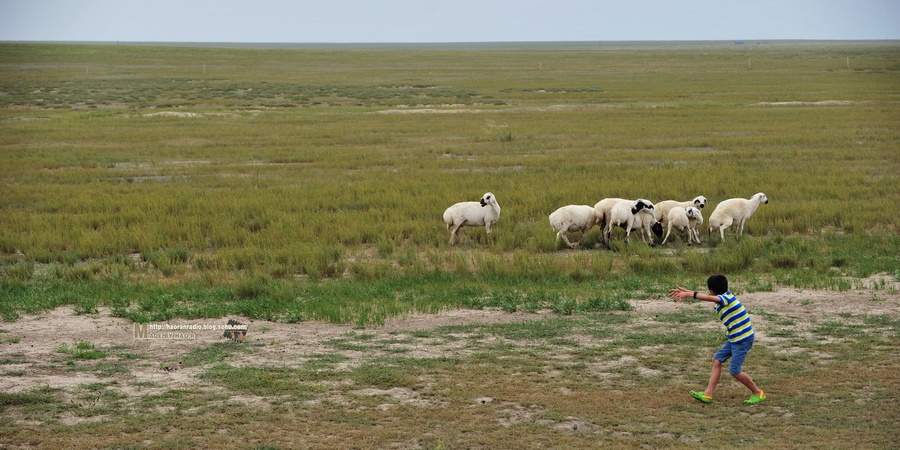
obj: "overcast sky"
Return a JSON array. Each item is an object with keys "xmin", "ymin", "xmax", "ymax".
[{"xmin": 1, "ymin": 0, "xmax": 897, "ymax": 43}]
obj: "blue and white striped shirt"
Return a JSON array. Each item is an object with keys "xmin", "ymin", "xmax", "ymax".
[{"xmin": 715, "ymin": 292, "xmax": 754, "ymax": 343}]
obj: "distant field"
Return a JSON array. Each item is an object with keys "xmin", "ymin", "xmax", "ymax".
[{"xmin": 0, "ymin": 41, "xmax": 898, "ymax": 324}]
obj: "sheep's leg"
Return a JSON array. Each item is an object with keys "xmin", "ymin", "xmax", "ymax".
[
  {"xmin": 484, "ymin": 223, "xmax": 495, "ymax": 245},
  {"xmin": 662, "ymin": 223, "xmax": 673, "ymax": 245},
  {"xmin": 598, "ymin": 218, "xmax": 609, "ymax": 246},
  {"xmin": 568, "ymin": 227, "xmax": 582, "ymax": 248},
  {"xmin": 623, "ymin": 218, "xmax": 634, "ymax": 244},
  {"xmin": 449, "ymin": 222, "xmax": 464, "ymax": 245},
  {"xmin": 673, "ymin": 226, "xmax": 689, "ymax": 245},
  {"xmin": 719, "ymin": 217, "xmax": 733, "ymax": 241},
  {"xmin": 557, "ymin": 230, "xmax": 576, "ymax": 248}
]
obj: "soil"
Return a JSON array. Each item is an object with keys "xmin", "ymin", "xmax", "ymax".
[{"xmin": 2, "ymin": 281, "xmax": 898, "ymax": 404}]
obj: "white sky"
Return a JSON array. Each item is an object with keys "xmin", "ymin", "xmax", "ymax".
[{"xmin": 0, "ymin": 0, "xmax": 897, "ymax": 43}]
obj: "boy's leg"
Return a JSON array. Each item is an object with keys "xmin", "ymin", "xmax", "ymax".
[
  {"xmin": 733, "ymin": 372, "xmax": 761, "ymax": 396},
  {"xmin": 704, "ymin": 358, "xmax": 722, "ymax": 397},
  {"xmin": 692, "ymin": 342, "xmax": 730, "ymax": 402},
  {"xmin": 705, "ymin": 341, "xmax": 732, "ymax": 397},
  {"xmin": 728, "ymin": 336, "xmax": 764, "ymax": 400}
]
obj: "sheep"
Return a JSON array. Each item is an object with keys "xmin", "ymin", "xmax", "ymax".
[
  {"xmin": 593, "ymin": 197, "xmax": 626, "ymax": 237},
  {"xmin": 628, "ymin": 205, "xmax": 663, "ymax": 244},
  {"xmin": 594, "ymin": 198, "xmax": 659, "ymax": 245},
  {"xmin": 549, "ymin": 205, "xmax": 600, "ymax": 248},
  {"xmin": 443, "ymin": 192, "xmax": 501, "ymax": 245},
  {"xmin": 654, "ymin": 196, "xmax": 708, "ymax": 229},
  {"xmin": 593, "ymin": 197, "xmax": 633, "ymax": 244},
  {"xmin": 661, "ymin": 206, "xmax": 704, "ymax": 245},
  {"xmin": 604, "ymin": 199, "xmax": 657, "ymax": 245},
  {"xmin": 708, "ymin": 192, "xmax": 769, "ymax": 240}
]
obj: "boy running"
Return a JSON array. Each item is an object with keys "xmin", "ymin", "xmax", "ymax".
[{"xmin": 669, "ymin": 274, "xmax": 766, "ymax": 404}]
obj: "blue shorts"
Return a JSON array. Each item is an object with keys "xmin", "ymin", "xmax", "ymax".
[{"xmin": 714, "ymin": 335, "xmax": 754, "ymax": 375}]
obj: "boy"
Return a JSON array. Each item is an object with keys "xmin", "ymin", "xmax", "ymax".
[{"xmin": 669, "ymin": 274, "xmax": 766, "ymax": 404}]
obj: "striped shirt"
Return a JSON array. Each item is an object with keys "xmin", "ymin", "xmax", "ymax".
[{"xmin": 715, "ymin": 292, "xmax": 754, "ymax": 343}]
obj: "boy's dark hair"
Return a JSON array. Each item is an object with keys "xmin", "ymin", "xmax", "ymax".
[{"xmin": 707, "ymin": 274, "xmax": 728, "ymax": 295}]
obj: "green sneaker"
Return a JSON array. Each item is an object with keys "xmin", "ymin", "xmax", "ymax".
[
  {"xmin": 745, "ymin": 390, "xmax": 766, "ymax": 404},
  {"xmin": 690, "ymin": 390, "xmax": 712, "ymax": 403}
]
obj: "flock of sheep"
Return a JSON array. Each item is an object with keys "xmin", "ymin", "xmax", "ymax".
[{"xmin": 443, "ymin": 192, "xmax": 769, "ymax": 247}]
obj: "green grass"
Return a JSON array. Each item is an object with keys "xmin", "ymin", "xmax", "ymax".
[
  {"xmin": 0, "ymin": 390, "xmax": 59, "ymax": 406},
  {"xmin": 0, "ymin": 231, "xmax": 895, "ymax": 324},
  {"xmin": 55, "ymin": 340, "xmax": 107, "ymax": 360},
  {"xmin": 177, "ymin": 341, "xmax": 254, "ymax": 367}
]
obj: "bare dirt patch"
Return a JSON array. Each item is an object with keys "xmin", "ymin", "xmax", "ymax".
[
  {"xmin": 1, "ymin": 286, "xmax": 897, "ymax": 406},
  {"xmin": 752, "ymin": 100, "xmax": 870, "ymax": 107},
  {"xmin": 376, "ymin": 104, "xmax": 621, "ymax": 114},
  {"xmin": 142, "ymin": 112, "xmax": 237, "ymax": 118},
  {"xmin": 0, "ymin": 308, "xmax": 551, "ymax": 395}
]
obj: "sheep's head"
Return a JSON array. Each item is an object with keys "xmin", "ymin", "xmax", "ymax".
[
  {"xmin": 754, "ymin": 193, "xmax": 768, "ymax": 204},
  {"xmin": 693, "ymin": 196, "xmax": 708, "ymax": 209},
  {"xmin": 686, "ymin": 207, "xmax": 703, "ymax": 223},
  {"xmin": 631, "ymin": 199, "xmax": 655, "ymax": 214},
  {"xmin": 480, "ymin": 192, "xmax": 496, "ymax": 207},
  {"xmin": 651, "ymin": 222, "xmax": 664, "ymax": 238}
]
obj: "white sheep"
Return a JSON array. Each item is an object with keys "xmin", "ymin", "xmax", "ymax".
[
  {"xmin": 549, "ymin": 205, "xmax": 600, "ymax": 248},
  {"xmin": 629, "ymin": 205, "xmax": 662, "ymax": 244},
  {"xmin": 443, "ymin": 192, "xmax": 501, "ymax": 245},
  {"xmin": 708, "ymin": 192, "xmax": 769, "ymax": 240},
  {"xmin": 654, "ymin": 196, "xmax": 708, "ymax": 228},
  {"xmin": 604, "ymin": 199, "xmax": 656, "ymax": 245},
  {"xmin": 592, "ymin": 197, "xmax": 626, "ymax": 244},
  {"xmin": 661, "ymin": 206, "xmax": 704, "ymax": 245}
]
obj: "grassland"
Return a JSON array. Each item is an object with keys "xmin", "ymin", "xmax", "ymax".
[
  {"xmin": 0, "ymin": 41, "xmax": 898, "ymax": 448},
  {"xmin": 1, "ymin": 41, "xmax": 898, "ymax": 323}
]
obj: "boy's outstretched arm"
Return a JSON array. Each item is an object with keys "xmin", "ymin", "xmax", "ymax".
[{"xmin": 669, "ymin": 285, "xmax": 721, "ymax": 304}]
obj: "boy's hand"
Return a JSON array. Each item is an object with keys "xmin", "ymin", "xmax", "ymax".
[{"xmin": 668, "ymin": 285, "xmax": 694, "ymax": 302}]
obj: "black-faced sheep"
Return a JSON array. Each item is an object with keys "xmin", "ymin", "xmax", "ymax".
[
  {"xmin": 604, "ymin": 199, "xmax": 656, "ymax": 245},
  {"xmin": 661, "ymin": 206, "xmax": 703, "ymax": 245},
  {"xmin": 630, "ymin": 207, "xmax": 664, "ymax": 244},
  {"xmin": 549, "ymin": 205, "xmax": 600, "ymax": 248},
  {"xmin": 443, "ymin": 192, "xmax": 501, "ymax": 245},
  {"xmin": 708, "ymin": 192, "xmax": 769, "ymax": 240}
]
